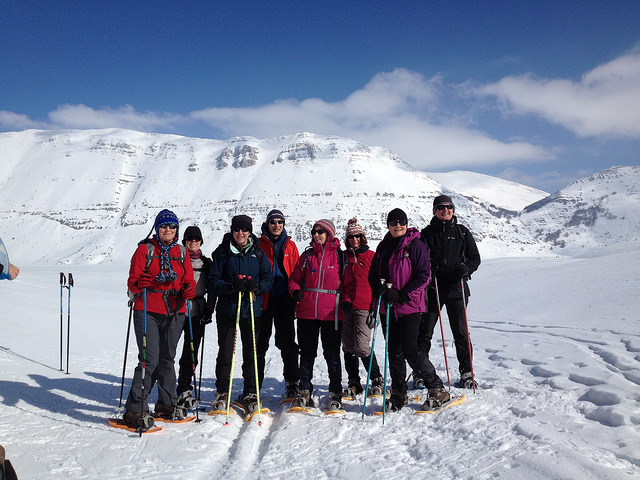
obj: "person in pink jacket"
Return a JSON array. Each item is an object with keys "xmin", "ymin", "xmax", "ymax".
[
  {"xmin": 340, "ymin": 218, "xmax": 384, "ymax": 398},
  {"xmin": 289, "ymin": 219, "xmax": 345, "ymax": 411}
]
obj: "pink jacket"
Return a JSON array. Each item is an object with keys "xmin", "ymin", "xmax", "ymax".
[{"xmin": 289, "ymin": 237, "xmax": 346, "ymax": 322}]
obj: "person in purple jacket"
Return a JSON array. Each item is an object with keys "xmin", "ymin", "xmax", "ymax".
[{"xmin": 369, "ymin": 208, "xmax": 449, "ymax": 411}]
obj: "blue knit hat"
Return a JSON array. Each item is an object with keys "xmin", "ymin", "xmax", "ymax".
[{"xmin": 154, "ymin": 209, "xmax": 180, "ymax": 239}]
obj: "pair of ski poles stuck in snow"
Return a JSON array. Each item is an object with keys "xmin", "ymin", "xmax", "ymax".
[
  {"xmin": 361, "ymin": 276, "xmax": 476, "ymax": 425},
  {"xmin": 59, "ymin": 272, "xmax": 74, "ymax": 374}
]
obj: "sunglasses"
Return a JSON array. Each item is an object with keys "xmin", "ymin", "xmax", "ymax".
[
  {"xmin": 233, "ymin": 227, "xmax": 250, "ymax": 233},
  {"xmin": 186, "ymin": 236, "xmax": 202, "ymax": 242},
  {"xmin": 159, "ymin": 223, "xmax": 178, "ymax": 229},
  {"xmin": 269, "ymin": 220, "xmax": 284, "ymax": 225},
  {"xmin": 311, "ymin": 229, "xmax": 327, "ymax": 235},
  {"xmin": 347, "ymin": 234, "xmax": 362, "ymax": 240},
  {"xmin": 388, "ymin": 220, "xmax": 407, "ymax": 227},
  {"xmin": 436, "ymin": 204, "xmax": 454, "ymax": 211}
]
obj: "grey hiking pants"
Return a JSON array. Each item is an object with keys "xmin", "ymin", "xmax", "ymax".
[{"xmin": 125, "ymin": 310, "xmax": 185, "ymax": 413}]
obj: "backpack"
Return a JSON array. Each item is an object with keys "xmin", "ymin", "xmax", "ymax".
[{"xmin": 127, "ymin": 239, "xmax": 187, "ymax": 302}]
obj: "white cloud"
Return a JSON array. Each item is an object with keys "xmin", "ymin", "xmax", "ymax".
[
  {"xmin": 478, "ymin": 50, "xmax": 640, "ymax": 138},
  {"xmin": 47, "ymin": 104, "xmax": 184, "ymax": 131},
  {"xmin": 0, "ymin": 110, "xmax": 47, "ymax": 130}
]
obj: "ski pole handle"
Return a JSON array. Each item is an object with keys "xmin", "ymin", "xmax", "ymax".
[
  {"xmin": 60, "ymin": 272, "xmax": 66, "ymax": 285},
  {"xmin": 68, "ymin": 273, "xmax": 74, "ymax": 287}
]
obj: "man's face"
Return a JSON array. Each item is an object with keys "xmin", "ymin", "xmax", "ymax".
[
  {"xmin": 268, "ymin": 218, "xmax": 284, "ymax": 237},
  {"xmin": 435, "ymin": 203, "xmax": 454, "ymax": 221}
]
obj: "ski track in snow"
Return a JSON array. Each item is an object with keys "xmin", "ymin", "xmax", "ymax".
[{"xmin": 1, "ymin": 246, "xmax": 640, "ymax": 479}]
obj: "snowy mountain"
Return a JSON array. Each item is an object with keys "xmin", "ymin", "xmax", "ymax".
[{"xmin": 0, "ymin": 129, "xmax": 638, "ymax": 264}]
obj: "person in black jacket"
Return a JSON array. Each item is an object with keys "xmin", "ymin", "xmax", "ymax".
[
  {"xmin": 420, "ymin": 195, "xmax": 481, "ymax": 388},
  {"xmin": 176, "ymin": 226, "xmax": 217, "ymax": 410},
  {"xmin": 208, "ymin": 215, "xmax": 273, "ymax": 415}
]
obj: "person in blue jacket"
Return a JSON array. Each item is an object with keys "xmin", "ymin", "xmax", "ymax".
[{"xmin": 208, "ymin": 215, "xmax": 274, "ymax": 415}]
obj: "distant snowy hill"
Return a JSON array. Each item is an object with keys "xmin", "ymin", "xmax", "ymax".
[{"xmin": 0, "ymin": 129, "xmax": 638, "ymax": 264}]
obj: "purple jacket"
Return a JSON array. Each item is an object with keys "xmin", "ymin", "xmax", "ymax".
[{"xmin": 369, "ymin": 227, "xmax": 431, "ymax": 317}]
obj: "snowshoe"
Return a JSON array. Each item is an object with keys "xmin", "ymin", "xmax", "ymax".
[
  {"xmin": 122, "ymin": 410, "xmax": 156, "ymax": 431},
  {"xmin": 324, "ymin": 392, "xmax": 345, "ymax": 415},
  {"xmin": 281, "ymin": 381, "xmax": 299, "ymax": 403},
  {"xmin": 385, "ymin": 392, "xmax": 408, "ymax": 412},
  {"xmin": 177, "ymin": 389, "xmax": 198, "ymax": 410},
  {"xmin": 342, "ymin": 384, "xmax": 362, "ymax": 401},
  {"xmin": 457, "ymin": 372, "xmax": 478, "ymax": 389},
  {"xmin": 234, "ymin": 393, "xmax": 269, "ymax": 421},
  {"xmin": 289, "ymin": 389, "xmax": 314, "ymax": 413},
  {"xmin": 421, "ymin": 387, "xmax": 451, "ymax": 410},
  {"xmin": 211, "ymin": 392, "xmax": 229, "ymax": 412},
  {"xmin": 411, "ymin": 373, "xmax": 425, "ymax": 389},
  {"xmin": 154, "ymin": 404, "xmax": 189, "ymax": 421},
  {"xmin": 369, "ymin": 377, "xmax": 386, "ymax": 397}
]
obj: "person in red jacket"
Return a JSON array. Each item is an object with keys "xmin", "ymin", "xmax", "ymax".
[
  {"xmin": 289, "ymin": 219, "xmax": 345, "ymax": 411},
  {"xmin": 256, "ymin": 209, "xmax": 301, "ymax": 400},
  {"xmin": 340, "ymin": 218, "xmax": 384, "ymax": 398},
  {"xmin": 123, "ymin": 209, "xmax": 195, "ymax": 430}
]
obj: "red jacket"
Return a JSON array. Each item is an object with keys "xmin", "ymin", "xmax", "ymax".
[
  {"xmin": 342, "ymin": 246, "xmax": 374, "ymax": 310},
  {"xmin": 127, "ymin": 239, "xmax": 195, "ymax": 315},
  {"xmin": 259, "ymin": 232, "xmax": 300, "ymax": 309},
  {"xmin": 288, "ymin": 237, "xmax": 345, "ymax": 322}
]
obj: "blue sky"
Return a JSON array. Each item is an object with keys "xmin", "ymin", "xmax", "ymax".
[{"xmin": 1, "ymin": 1, "xmax": 638, "ymax": 192}]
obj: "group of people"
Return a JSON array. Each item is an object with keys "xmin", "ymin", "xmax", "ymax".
[{"xmin": 122, "ymin": 195, "xmax": 480, "ymax": 429}]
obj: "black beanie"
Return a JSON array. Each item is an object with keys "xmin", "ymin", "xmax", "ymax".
[
  {"xmin": 387, "ymin": 208, "xmax": 408, "ymax": 226},
  {"xmin": 266, "ymin": 209, "xmax": 285, "ymax": 224},
  {"xmin": 231, "ymin": 215, "xmax": 253, "ymax": 233},
  {"xmin": 433, "ymin": 195, "xmax": 455, "ymax": 214},
  {"xmin": 182, "ymin": 226, "xmax": 203, "ymax": 246}
]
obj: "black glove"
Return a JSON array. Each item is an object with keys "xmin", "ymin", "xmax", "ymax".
[
  {"xmin": 382, "ymin": 287, "xmax": 401, "ymax": 304},
  {"xmin": 372, "ymin": 281, "xmax": 386, "ymax": 297},
  {"xmin": 230, "ymin": 277, "xmax": 247, "ymax": 293},
  {"xmin": 199, "ymin": 307, "xmax": 213, "ymax": 325},
  {"xmin": 366, "ymin": 311, "xmax": 377, "ymax": 329},
  {"xmin": 455, "ymin": 263, "xmax": 470, "ymax": 280},
  {"xmin": 397, "ymin": 289, "xmax": 410, "ymax": 304},
  {"xmin": 292, "ymin": 290, "xmax": 303, "ymax": 302},
  {"xmin": 245, "ymin": 278, "xmax": 260, "ymax": 294},
  {"xmin": 341, "ymin": 301, "xmax": 352, "ymax": 313}
]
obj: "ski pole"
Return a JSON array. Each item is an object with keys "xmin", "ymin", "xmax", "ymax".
[
  {"xmin": 460, "ymin": 278, "xmax": 476, "ymax": 393},
  {"xmin": 65, "ymin": 273, "xmax": 73, "ymax": 374},
  {"xmin": 139, "ymin": 288, "xmax": 148, "ymax": 436},
  {"xmin": 248, "ymin": 277, "xmax": 264, "ymax": 426},
  {"xmin": 362, "ymin": 278, "xmax": 385, "ymax": 420},
  {"xmin": 118, "ymin": 300, "xmax": 134, "ymax": 411},
  {"xmin": 198, "ymin": 327, "xmax": 205, "ymax": 403},
  {"xmin": 434, "ymin": 275, "xmax": 451, "ymax": 390},
  {"xmin": 224, "ymin": 277, "xmax": 244, "ymax": 425},
  {"xmin": 185, "ymin": 294, "xmax": 201, "ymax": 422},
  {"xmin": 382, "ymin": 282, "xmax": 392, "ymax": 425},
  {"xmin": 59, "ymin": 272, "xmax": 66, "ymax": 371}
]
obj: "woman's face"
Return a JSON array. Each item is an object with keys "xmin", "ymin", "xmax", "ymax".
[
  {"xmin": 311, "ymin": 227, "xmax": 327, "ymax": 245},
  {"xmin": 185, "ymin": 238, "xmax": 202, "ymax": 253},
  {"xmin": 233, "ymin": 228, "xmax": 250, "ymax": 247},
  {"xmin": 347, "ymin": 234, "xmax": 362, "ymax": 249},
  {"xmin": 158, "ymin": 223, "xmax": 177, "ymax": 244},
  {"xmin": 388, "ymin": 220, "xmax": 407, "ymax": 238}
]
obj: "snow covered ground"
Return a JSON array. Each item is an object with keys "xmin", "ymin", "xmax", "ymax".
[{"xmin": 1, "ymin": 241, "xmax": 639, "ymax": 479}]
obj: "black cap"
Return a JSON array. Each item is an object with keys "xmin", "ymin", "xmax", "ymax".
[
  {"xmin": 387, "ymin": 208, "xmax": 408, "ymax": 226},
  {"xmin": 182, "ymin": 226, "xmax": 203, "ymax": 246},
  {"xmin": 433, "ymin": 195, "xmax": 455, "ymax": 214},
  {"xmin": 231, "ymin": 215, "xmax": 253, "ymax": 233}
]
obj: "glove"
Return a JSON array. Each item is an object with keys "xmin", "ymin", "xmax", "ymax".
[
  {"xmin": 199, "ymin": 307, "xmax": 213, "ymax": 325},
  {"xmin": 182, "ymin": 283, "xmax": 196, "ymax": 300},
  {"xmin": 230, "ymin": 277, "xmax": 248, "ymax": 293},
  {"xmin": 292, "ymin": 290, "xmax": 303, "ymax": 302},
  {"xmin": 137, "ymin": 272, "xmax": 154, "ymax": 289},
  {"xmin": 245, "ymin": 278, "xmax": 260, "ymax": 294},
  {"xmin": 382, "ymin": 287, "xmax": 401, "ymax": 304},
  {"xmin": 397, "ymin": 289, "xmax": 410, "ymax": 305},
  {"xmin": 366, "ymin": 311, "xmax": 377, "ymax": 329},
  {"xmin": 455, "ymin": 263, "xmax": 470, "ymax": 280},
  {"xmin": 372, "ymin": 281, "xmax": 386, "ymax": 297},
  {"xmin": 341, "ymin": 301, "xmax": 352, "ymax": 313}
]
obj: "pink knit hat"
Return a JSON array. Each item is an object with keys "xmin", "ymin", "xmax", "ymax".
[{"xmin": 313, "ymin": 219, "xmax": 336, "ymax": 240}]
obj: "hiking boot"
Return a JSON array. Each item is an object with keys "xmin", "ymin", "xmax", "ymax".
[
  {"xmin": 343, "ymin": 384, "xmax": 363, "ymax": 399},
  {"xmin": 422, "ymin": 387, "xmax": 451, "ymax": 410},
  {"xmin": 326, "ymin": 392, "xmax": 344, "ymax": 411},
  {"xmin": 237, "ymin": 393, "xmax": 259, "ymax": 415},
  {"xmin": 369, "ymin": 377, "xmax": 385, "ymax": 397},
  {"xmin": 385, "ymin": 392, "xmax": 408, "ymax": 412},
  {"xmin": 284, "ymin": 381, "xmax": 299, "ymax": 400},
  {"xmin": 212, "ymin": 392, "xmax": 229, "ymax": 411},
  {"xmin": 177, "ymin": 389, "xmax": 198, "ymax": 410},
  {"xmin": 458, "ymin": 372, "xmax": 478, "ymax": 389},
  {"xmin": 123, "ymin": 410, "xmax": 155, "ymax": 430},
  {"xmin": 296, "ymin": 390, "xmax": 314, "ymax": 408},
  {"xmin": 411, "ymin": 373, "xmax": 425, "ymax": 389},
  {"xmin": 155, "ymin": 403, "xmax": 187, "ymax": 421}
]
